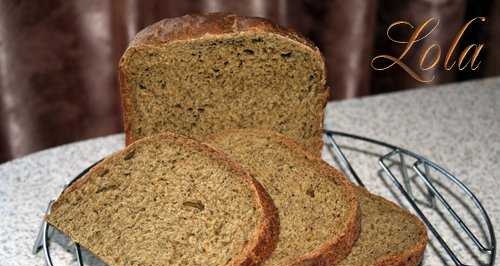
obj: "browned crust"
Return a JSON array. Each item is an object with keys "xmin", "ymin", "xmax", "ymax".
[
  {"xmin": 118, "ymin": 13, "xmax": 328, "ymax": 155},
  {"xmin": 310, "ymin": 82, "xmax": 331, "ymax": 155},
  {"xmin": 352, "ymin": 188, "xmax": 428, "ymax": 266},
  {"xmin": 48, "ymin": 131, "xmax": 279, "ymax": 266},
  {"xmin": 126, "ymin": 12, "xmax": 318, "ymax": 51},
  {"xmin": 118, "ymin": 67, "xmax": 135, "ymax": 146},
  {"xmin": 204, "ymin": 129, "xmax": 361, "ymax": 266}
]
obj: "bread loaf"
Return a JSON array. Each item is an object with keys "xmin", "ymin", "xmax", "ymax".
[
  {"xmin": 119, "ymin": 13, "xmax": 327, "ymax": 154},
  {"xmin": 47, "ymin": 132, "xmax": 279, "ymax": 266},
  {"xmin": 205, "ymin": 129, "xmax": 360, "ymax": 266}
]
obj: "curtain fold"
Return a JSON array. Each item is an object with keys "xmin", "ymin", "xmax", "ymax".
[
  {"xmin": 486, "ymin": 0, "xmax": 500, "ymax": 77},
  {"xmin": 0, "ymin": 0, "xmax": 124, "ymax": 160},
  {"xmin": 319, "ymin": 0, "xmax": 378, "ymax": 100}
]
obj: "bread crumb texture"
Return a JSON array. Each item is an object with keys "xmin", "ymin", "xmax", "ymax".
[
  {"xmin": 121, "ymin": 31, "xmax": 326, "ymax": 150},
  {"xmin": 338, "ymin": 187, "xmax": 428, "ymax": 266},
  {"xmin": 47, "ymin": 134, "xmax": 264, "ymax": 266},
  {"xmin": 205, "ymin": 129, "xmax": 357, "ymax": 266}
]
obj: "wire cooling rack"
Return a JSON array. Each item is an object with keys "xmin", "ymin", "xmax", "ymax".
[{"xmin": 33, "ymin": 130, "xmax": 496, "ymax": 266}]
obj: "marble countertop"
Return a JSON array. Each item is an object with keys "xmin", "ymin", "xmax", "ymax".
[{"xmin": 1, "ymin": 77, "xmax": 499, "ymax": 265}]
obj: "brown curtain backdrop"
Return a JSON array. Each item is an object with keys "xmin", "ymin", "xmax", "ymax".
[
  {"xmin": 486, "ymin": 0, "xmax": 500, "ymax": 76},
  {"xmin": 0, "ymin": 0, "xmax": 499, "ymax": 162},
  {"xmin": 322, "ymin": 0, "xmax": 378, "ymax": 100},
  {"xmin": 0, "ymin": 1, "xmax": 124, "ymax": 162}
]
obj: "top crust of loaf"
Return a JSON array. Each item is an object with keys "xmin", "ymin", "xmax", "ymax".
[
  {"xmin": 48, "ymin": 132, "xmax": 279, "ymax": 266},
  {"xmin": 126, "ymin": 13, "xmax": 320, "ymax": 55},
  {"xmin": 204, "ymin": 129, "xmax": 361, "ymax": 266},
  {"xmin": 118, "ymin": 13, "xmax": 328, "ymax": 154}
]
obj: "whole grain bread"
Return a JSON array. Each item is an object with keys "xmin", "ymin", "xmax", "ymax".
[
  {"xmin": 337, "ymin": 187, "xmax": 428, "ymax": 266},
  {"xmin": 46, "ymin": 132, "xmax": 279, "ymax": 266},
  {"xmin": 119, "ymin": 13, "xmax": 328, "ymax": 154},
  {"xmin": 204, "ymin": 129, "xmax": 360, "ymax": 266}
]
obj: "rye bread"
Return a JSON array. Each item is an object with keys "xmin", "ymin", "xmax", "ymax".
[
  {"xmin": 46, "ymin": 132, "xmax": 279, "ymax": 266},
  {"xmin": 338, "ymin": 187, "xmax": 428, "ymax": 266},
  {"xmin": 204, "ymin": 129, "xmax": 360, "ymax": 266},
  {"xmin": 119, "ymin": 13, "xmax": 328, "ymax": 154}
]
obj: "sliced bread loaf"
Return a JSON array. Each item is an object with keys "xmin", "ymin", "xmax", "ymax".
[
  {"xmin": 119, "ymin": 13, "xmax": 327, "ymax": 154},
  {"xmin": 204, "ymin": 129, "xmax": 360, "ymax": 266},
  {"xmin": 46, "ymin": 132, "xmax": 279, "ymax": 266},
  {"xmin": 337, "ymin": 187, "xmax": 428, "ymax": 266}
]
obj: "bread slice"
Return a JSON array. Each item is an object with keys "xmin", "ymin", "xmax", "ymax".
[
  {"xmin": 119, "ymin": 13, "xmax": 327, "ymax": 154},
  {"xmin": 204, "ymin": 129, "xmax": 360, "ymax": 266},
  {"xmin": 46, "ymin": 132, "xmax": 279, "ymax": 266},
  {"xmin": 338, "ymin": 187, "xmax": 428, "ymax": 266}
]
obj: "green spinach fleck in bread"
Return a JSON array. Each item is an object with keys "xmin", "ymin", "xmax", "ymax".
[
  {"xmin": 205, "ymin": 129, "xmax": 360, "ymax": 266},
  {"xmin": 119, "ymin": 13, "xmax": 328, "ymax": 154},
  {"xmin": 337, "ymin": 187, "xmax": 428, "ymax": 266},
  {"xmin": 46, "ymin": 132, "xmax": 279, "ymax": 266}
]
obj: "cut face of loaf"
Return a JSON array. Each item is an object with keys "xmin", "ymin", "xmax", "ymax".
[
  {"xmin": 46, "ymin": 132, "xmax": 279, "ymax": 266},
  {"xmin": 204, "ymin": 129, "xmax": 360, "ymax": 266},
  {"xmin": 119, "ymin": 13, "xmax": 327, "ymax": 154},
  {"xmin": 338, "ymin": 187, "xmax": 428, "ymax": 266}
]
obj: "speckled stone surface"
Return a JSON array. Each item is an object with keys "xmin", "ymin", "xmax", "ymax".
[{"xmin": 0, "ymin": 77, "xmax": 499, "ymax": 265}]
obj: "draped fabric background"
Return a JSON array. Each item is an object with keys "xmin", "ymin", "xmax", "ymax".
[{"xmin": 0, "ymin": 0, "xmax": 499, "ymax": 162}]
